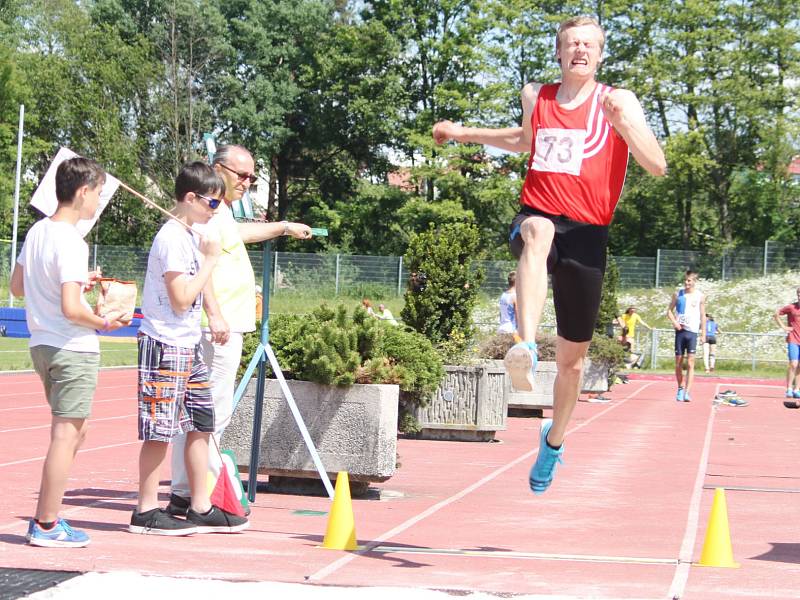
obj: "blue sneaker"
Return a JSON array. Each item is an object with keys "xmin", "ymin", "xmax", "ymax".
[
  {"xmin": 529, "ymin": 419, "xmax": 564, "ymax": 495},
  {"xmin": 26, "ymin": 518, "xmax": 90, "ymax": 548},
  {"xmin": 723, "ymin": 396, "xmax": 748, "ymax": 407},
  {"xmin": 676, "ymin": 387, "xmax": 685, "ymax": 402},
  {"xmin": 504, "ymin": 342, "xmax": 537, "ymax": 392},
  {"xmin": 683, "ymin": 391, "xmax": 692, "ymax": 402},
  {"xmin": 786, "ymin": 390, "xmax": 794, "ymax": 398},
  {"xmin": 794, "ymin": 390, "xmax": 800, "ymax": 399}
]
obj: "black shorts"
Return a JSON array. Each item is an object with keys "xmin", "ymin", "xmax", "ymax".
[
  {"xmin": 675, "ymin": 329, "xmax": 698, "ymax": 356},
  {"xmin": 509, "ymin": 207, "xmax": 609, "ymax": 343},
  {"xmin": 706, "ymin": 336, "xmax": 717, "ymax": 345}
]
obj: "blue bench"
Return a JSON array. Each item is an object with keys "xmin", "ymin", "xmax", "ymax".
[{"xmin": 0, "ymin": 307, "xmax": 142, "ymax": 338}]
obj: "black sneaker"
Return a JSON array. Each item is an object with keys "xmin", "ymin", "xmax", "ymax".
[
  {"xmin": 129, "ymin": 508, "xmax": 198, "ymax": 536},
  {"xmin": 186, "ymin": 506, "xmax": 250, "ymax": 534},
  {"xmin": 166, "ymin": 493, "xmax": 190, "ymax": 517}
]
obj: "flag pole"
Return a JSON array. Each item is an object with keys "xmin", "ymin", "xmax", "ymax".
[{"xmin": 8, "ymin": 105, "xmax": 24, "ymax": 307}]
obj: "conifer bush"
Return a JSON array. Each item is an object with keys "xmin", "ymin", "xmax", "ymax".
[
  {"xmin": 400, "ymin": 222, "xmax": 486, "ymax": 359},
  {"xmin": 239, "ymin": 304, "xmax": 444, "ymax": 411}
]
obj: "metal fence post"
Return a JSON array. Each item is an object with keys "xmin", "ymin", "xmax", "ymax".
[
  {"xmin": 273, "ymin": 251, "xmax": 279, "ymax": 293},
  {"xmin": 397, "ymin": 256, "xmax": 403, "ymax": 297},
  {"xmin": 763, "ymin": 240, "xmax": 769, "ymax": 276},
  {"xmin": 655, "ymin": 249, "xmax": 661, "ymax": 288},
  {"xmin": 721, "ymin": 250, "xmax": 726, "ymax": 281},
  {"xmin": 335, "ymin": 254, "xmax": 340, "ymax": 296},
  {"xmin": 93, "ymin": 243, "xmax": 98, "ymax": 271},
  {"xmin": 650, "ymin": 329, "xmax": 659, "ymax": 369},
  {"xmin": 751, "ymin": 332, "xmax": 756, "ymax": 371}
]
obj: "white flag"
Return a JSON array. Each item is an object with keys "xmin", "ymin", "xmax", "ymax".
[{"xmin": 30, "ymin": 147, "xmax": 121, "ymax": 237}]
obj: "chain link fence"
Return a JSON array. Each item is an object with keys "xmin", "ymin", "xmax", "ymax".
[
  {"xmin": 635, "ymin": 328, "xmax": 787, "ymax": 372},
  {"xmin": 3, "ymin": 240, "xmax": 800, "ymax": 303}
]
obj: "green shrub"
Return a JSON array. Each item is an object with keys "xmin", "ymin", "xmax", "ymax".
[
  {"xmin": 476, "ymin": 332, "xmax": 625, "ymax": 374},
  {"xmin": 596, "ymin": 257, "xmax": 621, "ymax": 336},
  {"xmin": 238, "ymin": 304, "xmax": 445, "ymax": 431},
  {"xmin": 400, "ymin": 222, "xmax": 486, "ymax": 356}
]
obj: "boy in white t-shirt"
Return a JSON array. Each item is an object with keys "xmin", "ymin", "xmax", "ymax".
[
  {"xmin": 129, "ymin": 162, "xmax": 248, "ymax": 536},
  {"xmin": 10, "ymin": 157, "xmax": 127, "ymax": 547}
]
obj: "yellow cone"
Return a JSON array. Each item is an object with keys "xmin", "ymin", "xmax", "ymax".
[
  {"xmin": 322, "ymin": 471, "xmax": 358, "ymax": 551},
  {"xmin": 697, "ymin": 488, "xmax": 740, "ymax": 568}
]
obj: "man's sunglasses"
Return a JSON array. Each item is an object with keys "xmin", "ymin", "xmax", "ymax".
[
  {"xmin": 218, "ymin": 162, "xmax": 258, "ymax": 184},
  {"xmin": 196, "ymin": 193, "xmax": 223, "ymax": 209}
]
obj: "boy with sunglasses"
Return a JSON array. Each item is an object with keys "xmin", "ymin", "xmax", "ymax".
[
  {"xmin": 168, "ymin": 145, "xmax": 311, "ymax": 517},
  {"xmin": 130, "ymin": 162, "xmax": 248, "ymax": 535}
]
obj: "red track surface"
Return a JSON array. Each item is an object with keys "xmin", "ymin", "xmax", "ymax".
[{"xmin": 1, "ymin": 369, "xmax": 799, "ymax": 599}]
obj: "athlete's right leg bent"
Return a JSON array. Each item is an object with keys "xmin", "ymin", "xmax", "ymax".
[
  {"xmin": 514, "ymin": 216, "xmax": 554, "ymax": 341},
  {"xmin": 505, "ymin": 213, "xmax": 555, "ymax": 391}
]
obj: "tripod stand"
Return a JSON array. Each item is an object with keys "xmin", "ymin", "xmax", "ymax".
[{"xmin": 230, "ymin": 239, "xmax": 334, "ymax": 502}]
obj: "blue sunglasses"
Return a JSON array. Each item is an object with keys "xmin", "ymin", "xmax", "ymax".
[{"xmin": 196, "ymin": 193, "xmax": 223, "ymax": 209}]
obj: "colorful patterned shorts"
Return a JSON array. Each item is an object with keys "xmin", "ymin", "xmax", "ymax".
[{"xmin": 137, "ymin": 333, "xmax": 215, "ymax": 442}]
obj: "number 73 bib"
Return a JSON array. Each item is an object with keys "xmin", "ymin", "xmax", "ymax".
[{"xmin": 531, "ymin": 128, "xmax": 585, "ymax": 176}]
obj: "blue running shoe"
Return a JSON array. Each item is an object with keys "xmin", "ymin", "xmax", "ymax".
[
  {"xmin": 786, "ymin": 390, "xmax": 794, "ymax": 398},
  {"xmin": 529, "ymin": 419, "xmax": 564, "ymax": 495},
  {"xmin": 723, "ymin": 396, "xmax": 748, "ymax": 407},
  {"xmin": 683, "ymin": 392, "xmax": 691, "ymax": 402},
  {"xmin": 504, "ymin": 342, "xmax": 537, "ymax": 392},
  {"xmin": 794, "ymin": 390, "xmax": 800, "ymax": 399},
  {"xmin": 676, "ymin": 387, "xmax": 685, "ymax": 402},
  {"xmin": 27, "ymin": 518, "xmax": 90, "ymax": 548}
]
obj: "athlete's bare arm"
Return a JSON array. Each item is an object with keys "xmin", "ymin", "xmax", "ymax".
[
  {"xmin": 432, "ymin": 83, "xmax": 542, "ymax": 154},
  {"xmin": 667, "ymin": 293, "xmax": 681, "ymax": 330},
  {"xmin": 600, "ymin": 88, "xmax": 667, "ymax": 177},
  {"xmin": 699, "ymin": 296, "xmax": 706, "ymax": 342}
]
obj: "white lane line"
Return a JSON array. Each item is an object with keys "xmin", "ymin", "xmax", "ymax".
[
  {"xmin": 0, "ymin": 440, "xmax": 139, "ymax": 468},
  {"xmin": 714, "ymin": 383, "xmax": 782, "ymax": 389},
  {"xmin": 307, "ymin": 382, "xmax": 656, "ymax": 582},
  {"xmin": 0, "ymin": 382, "xmax": 134, "ymax": 401},
  {"xmin": 368, "ymin": 545, "xmax": 677, "ymax": 565},
  {"xmin": 665, "ymin": 383, "xmax": 720, "ymax": 600},
  {"xmin": 0, "ymin": 413, "xmax": 137, "ymax": 434}
]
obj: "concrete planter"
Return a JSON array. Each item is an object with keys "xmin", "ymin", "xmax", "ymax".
[
  {"xmin": 222, "ymin": 378, "xmax": 399, "ymax": 484},
  {"xmin": 414, "ymin": 364, "xmax": 508, "ymax": 442},
  {"xmin": 581, "ymin": 360, "xmax": 610, "ymax": 393},
  {"xmin": 506, "ymin": 360, "xmax": 557, "ymax": 411},
  {"xmin": 498, "ymin": 359, "xmax": 610, "ymax": 412}
]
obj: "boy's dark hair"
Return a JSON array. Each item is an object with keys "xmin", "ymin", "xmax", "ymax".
[
  {"xmin": 55, "ymin": 157, "xmax": 106, "ymax": 203},
  {"xmin": 685, "ymin": 269, "xmax": 698, "ymax": 279},
  {"xmin": 507, "ymin": 271, "xmax": 516, "ymax": 287},
  {"xmin": 175, "ymin": 161, "xmax": 225, "ymax": 201}
]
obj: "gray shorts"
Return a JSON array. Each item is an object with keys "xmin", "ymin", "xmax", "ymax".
[{"xmin": 30, "ymin": 345, "xmax": 100, "ymax": 419}]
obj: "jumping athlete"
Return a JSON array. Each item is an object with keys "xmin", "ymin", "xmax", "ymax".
[{"xmin": 432, "ymin": 15, "xmax": 666, "ymax": 494}]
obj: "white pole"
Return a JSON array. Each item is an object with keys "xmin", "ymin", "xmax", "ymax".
[{"xmin": 8, "ymin": 104, "xmax": 24, "ymax": 307}]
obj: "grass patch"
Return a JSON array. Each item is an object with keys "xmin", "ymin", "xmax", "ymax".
[{"xmin": 0, "ymin": 337, "xmax": 137, "ymax": 371}]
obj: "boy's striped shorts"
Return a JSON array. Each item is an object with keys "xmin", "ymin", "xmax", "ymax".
[{"xmin": 137, "ymin": 333, "xmax": 215, "ymax": 442}]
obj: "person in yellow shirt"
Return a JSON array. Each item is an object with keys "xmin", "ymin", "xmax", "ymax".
[{"xmin": 618, "ymin": 306, "xmax": 651, "ymax": 354}]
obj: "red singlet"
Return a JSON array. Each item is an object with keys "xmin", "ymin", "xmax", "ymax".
[{"xmin": 519, "ymin": 82, "xmax": 629, "ymax": 226}]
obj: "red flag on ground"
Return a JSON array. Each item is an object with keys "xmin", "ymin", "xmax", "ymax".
[
  {"xmin": 210, "ymin": 440, "xmax": 246, "ymax": 517},
  {"xmin": 210, "ymin": 462, "xmax": 245, "ymax": 517}
]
